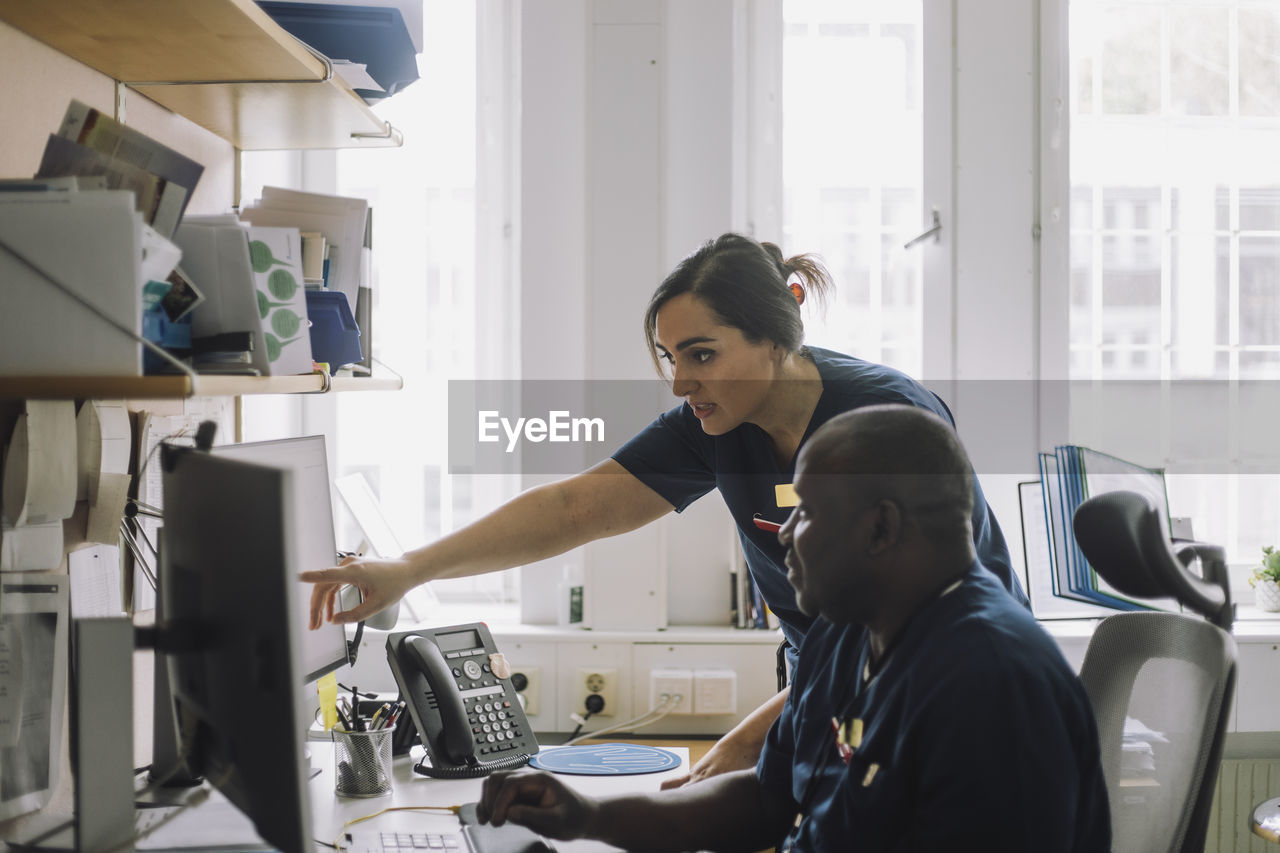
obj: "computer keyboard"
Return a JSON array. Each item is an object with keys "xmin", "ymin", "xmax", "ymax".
[
  {"xmin": 345, "ymin": 830, "xmax": 461, "ymax": 853},
  {"xmin": 346, "ymin": 824, "xmax": 554, "ymax": 853}
]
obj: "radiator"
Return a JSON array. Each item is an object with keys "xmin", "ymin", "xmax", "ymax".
[{"xmin": 1205, "ymin": 759, "xmax": 1280, "ymax": 852}]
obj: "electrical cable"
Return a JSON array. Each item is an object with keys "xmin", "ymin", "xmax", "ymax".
[
  {"xmin": 103, "ymin": 766, "xmax": 235, "ymax": 853},
  {"xmin": 563, "ymin": 704, "xmax": 675, "ymax": 746},
  {"xmin": 564, "ymin": 709, "xmax": 595, "ymax": 742},
  {"xmin": 561, "ymin": 694, "xmax": 683, "ymax": 746},
  {"xmin": 329, "ymin": 804, "xmax": 463, "ymax": 851}
]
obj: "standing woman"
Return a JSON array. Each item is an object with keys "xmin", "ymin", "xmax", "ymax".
[{"xmin": 302, "ymin": 232, "xmax": 1025, "ymax": 786}]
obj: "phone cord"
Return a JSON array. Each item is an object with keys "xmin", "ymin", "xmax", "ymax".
[{"xmin": 412, "ymin": 752, "xmax": 531, "ymax": 779}]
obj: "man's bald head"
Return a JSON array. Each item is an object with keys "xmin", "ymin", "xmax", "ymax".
[{"xmin": 800, "ymin": 405, "xmax": 975, "ymax": 553}]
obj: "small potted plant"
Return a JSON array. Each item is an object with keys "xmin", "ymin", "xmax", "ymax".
[{"xmin": 1250, "ymin": 546, "xmax": 1280, "ymax": 612}]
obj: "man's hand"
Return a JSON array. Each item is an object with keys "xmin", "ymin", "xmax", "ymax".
[{"xmin": 477, "ymin": 769, "xmax": 599, "ymax": 841}]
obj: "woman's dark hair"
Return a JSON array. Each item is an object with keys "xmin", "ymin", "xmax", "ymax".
[{"xmin": 643, "ymin": 233, "xmax": 834, "ymax": 373}]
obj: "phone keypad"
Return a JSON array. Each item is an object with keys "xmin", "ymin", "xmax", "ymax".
[
  {"xmin": 469, "ymin": 699, "xmax": 523, "ymax": 755},
  {"xmin": 446, "ymin": 648, "xmax": 528, "ymax": 757}
]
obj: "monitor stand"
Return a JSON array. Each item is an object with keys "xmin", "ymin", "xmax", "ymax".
[{"xmin": 149, "ymin": 629, "xmax": 202, "ymax": 788}]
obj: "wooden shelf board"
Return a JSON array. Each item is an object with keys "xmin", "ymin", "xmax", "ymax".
[
  {"xmin": 0, "ymin": 0, "xmax": 404, "ymax": 151},
  {"xmin": 0, "ymin": 373, "xmax": 402, "ymax": 400},
  {"xmin": 132, "ymin": 80, "xmax": 402, "ymax": 151},
  {"xmin": 0, "ymin": 375, "xmax": 192, "ymax": 400},
  {"xmin": 331, "ymin": 375, "xmax": 402, "ymax": 393},
  {"xmin": 0, "ymin": 0, "xmax": 324, "ymax": 84}
]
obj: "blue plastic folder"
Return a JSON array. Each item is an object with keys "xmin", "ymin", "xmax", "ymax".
[{"xmin": 1036, "ymin": 445, "xmax": 1177, "ymax": 613}]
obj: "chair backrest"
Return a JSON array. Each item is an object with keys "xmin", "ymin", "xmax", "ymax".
[{"xmin": 1074, "ymin": 491, "xmax": 1238, "ymax": 853}]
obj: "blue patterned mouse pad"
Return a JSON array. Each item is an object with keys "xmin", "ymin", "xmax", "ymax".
[{"xmin": 530, "ymin": 743, "xmax": 682, "ymax": 775}]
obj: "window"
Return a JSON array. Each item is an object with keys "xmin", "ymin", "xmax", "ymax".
[
  {"xmin": 1067, "ymin": 1, "xmax": 1280, "ymax": 578},
  {"xmin": 330, "ymin": 2, "xmax": 521, "ymax": 608},
  {"xmin": 782, "ymin": 0, "xmax": 924, "ymax": 376}
]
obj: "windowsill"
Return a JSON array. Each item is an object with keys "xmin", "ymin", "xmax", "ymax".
[
  {"xmin": 1037, "ymin": 603, "xmax": 1280, "ymax": 640},
  {"xmin": 350, "ymin": 603, "xmax": 785, "ymax": 645}
]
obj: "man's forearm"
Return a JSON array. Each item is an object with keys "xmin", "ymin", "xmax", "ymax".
[{"xmin": 586, "ymin": 769, "xmax": 790, "ymax": 852}]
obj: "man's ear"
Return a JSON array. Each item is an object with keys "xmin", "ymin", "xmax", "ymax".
[{"xmin": 867, "ymin": 499, "xmax": 902, "ymax": 555}]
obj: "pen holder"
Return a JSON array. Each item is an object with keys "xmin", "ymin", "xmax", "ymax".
[{"xmin": 333, "ymin": 726, "xmax": 395, "ymax": 798}]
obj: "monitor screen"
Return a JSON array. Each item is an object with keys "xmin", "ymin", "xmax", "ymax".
[
  {"xmin": 213, "ymin": 436, "xmax": 349, "ymax": 682},
  {"xmin": 160, "ymin": 448, "xmax": 312, "ymax": 853}
]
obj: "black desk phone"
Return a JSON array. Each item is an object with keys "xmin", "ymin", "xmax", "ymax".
[{"xmin": 385, "ymin": 623, "xmax": 538, "ymax": 778}]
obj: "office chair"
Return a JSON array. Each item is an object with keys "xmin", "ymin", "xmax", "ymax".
[{"xmin": 1073, "ymin": 490, "xmax": 1237, "ymax": 853}]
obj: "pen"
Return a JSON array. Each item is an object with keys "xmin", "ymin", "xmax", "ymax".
[
  {"xmin": 369, "ymin": 702, "xmax": 391, "ymax": 730},
  {"xmin": 753, "ymin": 514, "xmax": 782, "ymax": 533},
  {"xmin": 381, "ymin": 702, "xmax": 404, "ymax": 730}
]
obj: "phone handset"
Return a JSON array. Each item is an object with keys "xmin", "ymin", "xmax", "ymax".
[{"xmin": 402, "ymin": 635, "xmax": 475, "ymax": 764}]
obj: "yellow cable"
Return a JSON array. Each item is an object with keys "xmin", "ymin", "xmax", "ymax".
[{"xmin": 335, "ymin": 804, "xmax": 464, "ymax": 850}]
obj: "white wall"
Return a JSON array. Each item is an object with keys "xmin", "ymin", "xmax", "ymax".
[{"xmin": 517, "ymin": 0, "xmax": 743, "ymax": 630}]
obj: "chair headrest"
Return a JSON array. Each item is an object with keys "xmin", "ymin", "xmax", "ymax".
[{"xmin": 1073, "ymin": 491, "xmax": 1232, "ymax": 629}]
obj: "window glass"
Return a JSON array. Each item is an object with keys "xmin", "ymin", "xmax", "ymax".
[
  {"xmin": 1070, "ymin": 0, "xmax": 1280, "ymax": 580},
  {"xmin": 331, "ymin": 3, "xmax": 517, "ymax": 606},
  {"xmin": 783, "ymin": 0, "xmax": 923, "ymax": 377}
]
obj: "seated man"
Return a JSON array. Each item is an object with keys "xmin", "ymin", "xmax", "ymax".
[{"xmin": 477, "ymin": 405, "xmax": 1110, "ymax": 851}]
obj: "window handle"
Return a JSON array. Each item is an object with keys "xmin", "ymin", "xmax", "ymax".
[{"xmin": 903, "ymin": 208, "xmax": 942, "ymax": 250}]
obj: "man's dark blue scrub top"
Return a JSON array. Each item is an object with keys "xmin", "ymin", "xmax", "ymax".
[
  {"xmin": 613, "ymin": 347, "xmax": 1026, "ymax": 662},
  {"xmin": 757, "ymin": 562, "xmax": 1109, "ymax": 851}
]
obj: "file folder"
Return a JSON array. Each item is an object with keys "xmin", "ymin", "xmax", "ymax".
[
  {"xmin": 1035, "ymin": 445, "xmax": 1179, "ymax": 614},
  {"xmin": 0, "ymin": 191, "xmax": 142, "ymax": 376}
]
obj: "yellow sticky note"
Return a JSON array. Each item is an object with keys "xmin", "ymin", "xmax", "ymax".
[
  {"xmin": 317, "ymin": 671, "xmax": 339, "ymax": 731},
  {"xmin": 775, "ymin": 483, "xmax": 798, "ymax": 507}
]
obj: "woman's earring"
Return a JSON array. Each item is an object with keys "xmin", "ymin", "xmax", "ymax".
[{"xmin": 790, "ymin": 282, "xmax": 806, "ymax": 305}]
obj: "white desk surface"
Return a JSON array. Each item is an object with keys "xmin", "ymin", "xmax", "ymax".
[
  {"xmin": 314, "ymin": 742, "xmax": 689, "ymax": 852},
  {"xmin": 134, "ymin": 743, "xmax": 689, "ymax": 852}
]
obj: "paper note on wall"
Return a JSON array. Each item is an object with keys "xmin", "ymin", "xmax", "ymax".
[
  {"xmin": 1, "ymin": 401, "xmax": 77, "ymax": 527},
  {"xmin": 0, "ymin": 622, "xmax": 25, "ymax": 748},
  {"xmin": 0, "ymin": 578, "xmax": 69, "ymax": 820},
  {"xmin": 69, "ymin": 545, "xmax": 123, "ymax": 618},
  {"xmin": 132, "ymin": 411, "xmax": 205, "ymax": 612}
]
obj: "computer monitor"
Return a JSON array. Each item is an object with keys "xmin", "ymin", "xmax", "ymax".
[
  {"xmin": 213, "ymin": 436, "xmax": 349, "ymax": 682},
  {"xmin": 159, "ymin": 447, "xmax": 312, "ymax": 853}
]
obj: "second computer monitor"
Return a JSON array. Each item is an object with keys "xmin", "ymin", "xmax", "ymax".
[{"xmin": 213, "ymin": 435, "xmax": 349, "ymax": 682}]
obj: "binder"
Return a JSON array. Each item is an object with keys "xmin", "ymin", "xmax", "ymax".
[
  {"xmin": 1035, "ymin": 445, "xmax": 1179, "ymax": 614},
  {"xmin": 1019, "ymin": 480, "xmax": 1113, "ymax": 620}
]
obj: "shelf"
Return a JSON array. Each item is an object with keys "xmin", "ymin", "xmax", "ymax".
[
  {"xmin": 0, "ymin": 0, "xmax": 403, "ymax": 150},
  {"xmin": 0, "ymin": 373, "xmax": 403, "ymax": 400}
]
